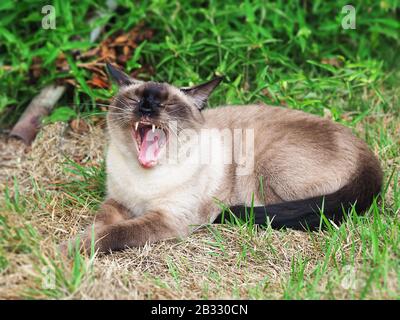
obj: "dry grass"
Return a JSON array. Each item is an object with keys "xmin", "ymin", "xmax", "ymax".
[{"xmin": 0, "ymin": 118, "xmax": 399, "ymax": 300}]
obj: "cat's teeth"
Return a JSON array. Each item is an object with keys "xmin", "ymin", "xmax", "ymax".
[
  {"xmin": 152, "ymin": 124, "xmax": 155, "ymax": 133},
  {"xmin": 135, "ymin": 122, "xmax": 139, "ymax": 131}
]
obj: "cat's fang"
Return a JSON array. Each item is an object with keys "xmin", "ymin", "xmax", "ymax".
[
  {"xmin": 152, "ymin": 124, "xmax": 155, "ymax": 133},
  {"xmin": 135, "ymin": 122, "xmax": 139, "ymax": 131}
]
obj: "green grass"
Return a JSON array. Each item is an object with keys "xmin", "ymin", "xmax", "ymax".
[
  {"xmin": 1, "ymin": 0, "xmax": 399, "ymax": 125},
  {"xmin": 0, "ymin": 0, "xmax": 399, "ymax": 299},
  {"xmin": 26, "ymin": 237, "xmax": 96, "ymax": 299}
]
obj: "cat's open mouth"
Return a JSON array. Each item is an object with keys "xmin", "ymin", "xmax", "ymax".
[{"xmin": 132, "ymin": 121, "xmax": 168, "ymax": 168}]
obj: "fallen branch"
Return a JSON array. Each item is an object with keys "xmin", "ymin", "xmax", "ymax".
[{"xmin": 9, "ymin": 85, "xmax": 66, "ymax": 144}]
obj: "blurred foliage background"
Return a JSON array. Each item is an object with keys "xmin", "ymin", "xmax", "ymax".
[{"xmin": 0, "ymin": 0, "xmax": 399, "ymax": 127}]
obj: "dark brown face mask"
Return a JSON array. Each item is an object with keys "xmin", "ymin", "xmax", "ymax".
[{"xmin": 105, "ymin": 63, "xmax": 223, "ymax": 168}]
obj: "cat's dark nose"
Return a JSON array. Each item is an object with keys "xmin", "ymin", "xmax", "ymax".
[
  {"xmin": 138, "ymin": 96, "xmax": 159, "ymax": 115},
  {"xmin": 138, "ymin": 85, "xmax": 165, "ymax": 115}
]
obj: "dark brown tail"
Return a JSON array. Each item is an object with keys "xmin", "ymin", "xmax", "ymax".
[{"xmin": 215, "ymin": 158, "xmax": 383, "ymax": 230}]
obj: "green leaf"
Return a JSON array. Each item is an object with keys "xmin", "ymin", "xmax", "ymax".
[{"xmin": 44, "ymin": 107, "xmax": 77, "ymax": 124}]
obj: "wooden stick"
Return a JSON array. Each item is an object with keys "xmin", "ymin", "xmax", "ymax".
[{"xmin": 9, "ymin": 85, "xmax": 66, "ymax": 144}]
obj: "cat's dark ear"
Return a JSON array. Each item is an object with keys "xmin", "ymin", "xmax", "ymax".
[
  {"xmin": 181, "ymin": 76, "xmax": 223, "ymax": 109},
  {"xmin": 106, "ymin": 62, "xmax": 140, "ymax": 86}
]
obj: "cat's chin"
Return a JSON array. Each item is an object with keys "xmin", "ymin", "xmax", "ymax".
[{"xmin": 131, "ymin": 121, "xmax": 168, "ymax": 169}]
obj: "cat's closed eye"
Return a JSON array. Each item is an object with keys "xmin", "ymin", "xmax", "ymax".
[
  {"xmin": 125, "ymin": 96, "xmax": 139, "ymax": 104},
  {"xmin": 161, "ymin": 102, "xmax": 177, "ymax": 108}
]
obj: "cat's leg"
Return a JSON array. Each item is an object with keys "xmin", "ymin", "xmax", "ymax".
[
  {"xmin": 90, "ymin": 198, "xmax": 130, "ymax": 230},
  {"xmin": 87, "ymin": 211, "xmax": 184, "ymax": 253},
  {"xmin": 59, "ymin": 198, "xmax": 130, "ymax": 255}
]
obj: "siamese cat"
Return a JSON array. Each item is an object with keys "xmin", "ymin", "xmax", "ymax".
[{"xmin": 61, "ymin": 63, "xmax": 383, "ymax": 254}]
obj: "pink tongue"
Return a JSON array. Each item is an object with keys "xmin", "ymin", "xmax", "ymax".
[{"xmin": 138, "ymin": 128, "xmax": 165, "ymax": 168}]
